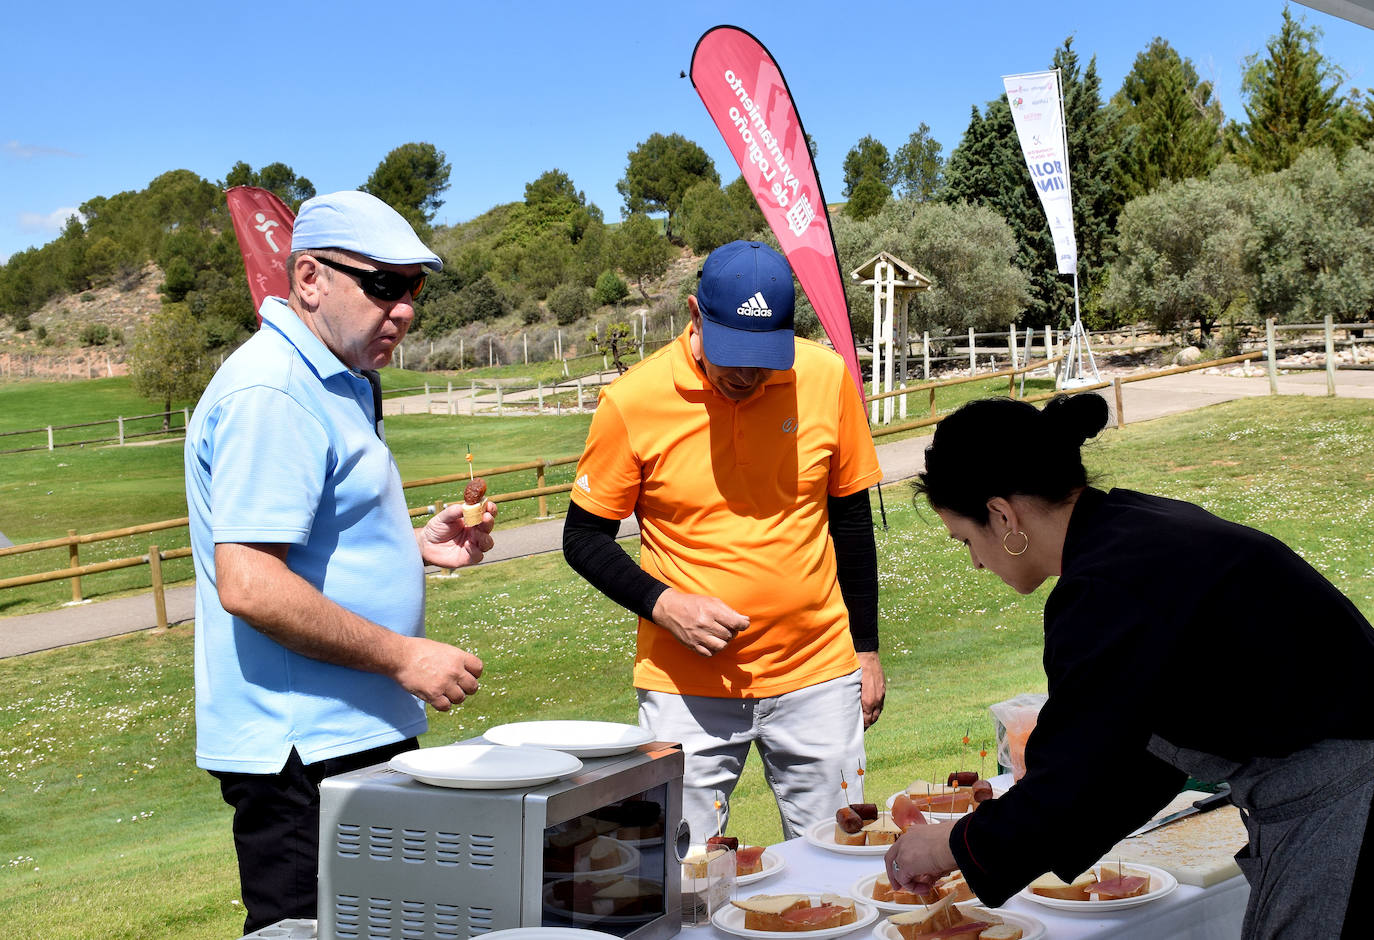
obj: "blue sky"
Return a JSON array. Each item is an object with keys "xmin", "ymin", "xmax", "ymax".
[{"xmin": 1, "ymin": 1, "xmax": 1369, "ymax": 264}]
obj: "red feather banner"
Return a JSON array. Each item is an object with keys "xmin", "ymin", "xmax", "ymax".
[
  {"xmin": 224, "ymin": 186, "xmax": 295, "ymax": 325},
  {"xmin": 690, "ymin": 25, "xmax": 863, "ymax": 397}
]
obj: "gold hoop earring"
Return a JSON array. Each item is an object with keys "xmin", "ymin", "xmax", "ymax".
[{"xmin": 1003, "ymin": 530, "xmax": 1029, "ymax": 556}]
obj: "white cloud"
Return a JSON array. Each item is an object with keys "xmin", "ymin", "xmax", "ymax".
[
  {"xmin": 19, "ymin": 207, "xmax": 85, "ymax": 235},
  {"xmin": 4, "ymin": 141, "xmax": 80, "ymax": 159}
]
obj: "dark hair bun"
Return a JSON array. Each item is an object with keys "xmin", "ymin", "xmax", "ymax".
[{"xmin": 1042, "ymin": 393, "xmax": 1109, "ymax": 447}]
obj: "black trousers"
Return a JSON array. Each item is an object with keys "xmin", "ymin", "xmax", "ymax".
[{"xmin": 211, "ymin": 738, "xmax": 418, "ymax": 934}]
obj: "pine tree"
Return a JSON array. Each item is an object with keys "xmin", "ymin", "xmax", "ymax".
[
  {"xmin": 842, "ymin": 136, "xmax": 894, "ymax": 220},
  {"xmin": 1227, "ymin": 8, "xmax": 1347, "ymax": 173},
  {"xmin": 1110, "ymin": 38, "xmax": 1224, "ymax": 197}
]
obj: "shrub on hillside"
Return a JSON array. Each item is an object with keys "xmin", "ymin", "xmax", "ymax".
[
  {"xmin": 79, "ymin": 323, "xmax": 111, "ymax": 346},
  {"xmin": 549, "ymin": 282, "xmax": 591, "ymax": 325},
  {"xmin": 592, "ymin": 270, "xmax": 629, "ymax": 307}
]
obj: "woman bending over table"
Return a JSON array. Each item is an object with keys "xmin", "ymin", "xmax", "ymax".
[{"xmin": 885, "ymin": 394, "xmax": 1374, "ymax": 939}]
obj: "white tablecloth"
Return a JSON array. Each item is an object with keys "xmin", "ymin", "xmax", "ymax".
[{"xmin": 694, "ymin": 835, "xmax": 1248, "ymax": 940}]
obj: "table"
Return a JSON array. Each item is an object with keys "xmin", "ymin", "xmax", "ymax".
[
  {"xmin": 241, "ymin": 829, "xmax": 1250, "ymax": 940},
  {"xmin": 694, "ymin": 835, "xmax": 1248, "ymax": 940}
]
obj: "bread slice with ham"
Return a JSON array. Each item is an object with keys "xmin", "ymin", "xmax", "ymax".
[
  {"xmin": 733, "ymin": 895, "xmax": 810, "ymax": 931},
  {"xmin": 734, "ymin": 894, "xmax": 855, "ymax": 932},
  {"xmin": 1088, "ymin": 862, "xmax": 1150, "ymax": 900},
  {"xmin": 1028, "ymin": 870, "xmax": 1096, "ymax": 900},
  {"xmin": 887, "ymin": 895, "xmax": 956, "ymax": 939}
]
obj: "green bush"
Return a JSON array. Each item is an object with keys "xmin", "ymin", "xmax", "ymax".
[
  {"xmin": 592, "ymin": 270, "xmax": 629, "ymax": 307},
  {"xmin": 549, "ymin": 282, "xmax": 591, "ymax": 325},
  {"xmin": 79, "ymin": 323, "xmax": 111, "ymax": 346}
]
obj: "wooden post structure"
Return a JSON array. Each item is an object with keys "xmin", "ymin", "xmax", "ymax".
[
  {"xmin": 1113, "ymin": 378, "xmax": 1125, "ymax": 428},
  {"xmin": 851, "ymin": 252, "xmax": 931, "ymax": 425},
  {"xmin": 148, "ymin": 544, "xmax": 168, "ymax": 630},
  {"xmin": 536, "ymin": 460, "xmax": 550, "ymax": 518},
  {"xmin": 68, "ymin": 529, "xmax": 82, "ymax": 602},
  {"xmin": 1325, "ymin": 315, "xmax": 1337, "ymax": 397},
  {"xmin": 1266, "ymin": 318, "xmax": 1279, "ymax": 395}
]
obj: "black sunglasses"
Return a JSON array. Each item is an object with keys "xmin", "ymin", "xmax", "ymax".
[{"xmin": 314, "ymin": 256, "xmax": 426, "ymax": 302}]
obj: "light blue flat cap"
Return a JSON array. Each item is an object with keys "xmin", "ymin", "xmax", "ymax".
[{"xmin": 291, "ymin": 190, "xmax": 442, "ymax": 271}]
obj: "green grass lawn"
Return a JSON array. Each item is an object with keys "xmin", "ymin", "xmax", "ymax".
[
  {"xmin": 1, "ymin": 396, "xmax": 1371, "ymax": 937},
  {"xmin": 0, "ymin": 370, "xmax": 1032, "ymax": 617}
]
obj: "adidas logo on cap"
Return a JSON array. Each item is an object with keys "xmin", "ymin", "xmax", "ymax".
[{"xmin": 736, "ymin": 291, "xmax": 773, "ymax": 318}]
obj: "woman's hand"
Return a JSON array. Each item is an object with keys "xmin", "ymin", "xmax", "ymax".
[{"xmin": 884, "ymin": 822, "xmax": 958, "ymax": 890}]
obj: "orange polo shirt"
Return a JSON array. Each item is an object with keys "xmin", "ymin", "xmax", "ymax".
[{"xmin": 570, "ymin": 327, "xmax": 882, "ymax": 698}]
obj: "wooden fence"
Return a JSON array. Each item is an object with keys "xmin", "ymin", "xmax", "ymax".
[
  {"xmin": 0, "ymin": 457, "xmax": 578, "ymax": 630},
  {"xmin": 0, "ymin": 315, "xmax": 1362, "ymax": 629}
]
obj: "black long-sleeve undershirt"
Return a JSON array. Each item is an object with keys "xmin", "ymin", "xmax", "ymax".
[{"xmin": 561, "ymin": 491, "xmax": 879, "ymax": 652}]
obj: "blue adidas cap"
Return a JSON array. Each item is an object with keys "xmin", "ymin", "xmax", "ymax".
[
  {"xmin": 291, "ymin": 190, "xmax": 442, "ymax": 271},
  {"xmin": 696, "ymin": 240, "xmax": 795, "ymax": 370}
]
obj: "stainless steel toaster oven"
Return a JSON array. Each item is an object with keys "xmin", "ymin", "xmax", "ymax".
[{"xmin": 317, "ymin": 740, "xmax": 686, "ymax": 940}]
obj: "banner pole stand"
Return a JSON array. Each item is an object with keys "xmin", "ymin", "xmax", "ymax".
[{"xmin": 875, "ymin": 481, "xmax": 888, "ymax": 531}]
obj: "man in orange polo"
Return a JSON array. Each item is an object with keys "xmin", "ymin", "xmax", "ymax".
[{"xmin": 563, "ymin": 240, "xmax": 884, "ymax": 842}]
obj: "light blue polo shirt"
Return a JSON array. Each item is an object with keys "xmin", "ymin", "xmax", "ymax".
[{"xmin": 185, "ymin": 297, "xmax": 427, "ymax": 773}]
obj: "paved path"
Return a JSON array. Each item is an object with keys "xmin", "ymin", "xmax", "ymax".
[{"xmin": 3, "ymin": 369, "xmax": 1371, "ymax": 659}]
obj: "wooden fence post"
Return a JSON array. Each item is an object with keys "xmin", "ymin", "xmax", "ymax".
[
  {"xmin": 1325, "ymin": 315, "xmax": 1337, "ymax": 397},
  {"xmin": 922, "ymin": 331, "xmax": 930, "ymax": 380},
  {"xmin": 1113, "ymin": 378, "xmax": 1125, "ymax": 428},
  {"xmin": 968, "ymin": 328, "xmax": 976, "ymax": 374},
  {"xmin": 148, "ymin": 545, "xmax": 168, "ymax": 629},
  {"xmin": 47, "ymin": 426, "xmax": 54, "ymax": 451},
  {"xmin": 537, "ymin": 460, "xmax": 550, "ymax": 518},
  {"xmin": 1266, "ymin": 318, "xmax": 1279, "ymax": 395},
  {"xmin": 68, "ymin": 529, "xmax": 82, "ymax": 602},
  {"xmin": 117, "ymin": 416, "xmax": 125, "ymax": 446}
]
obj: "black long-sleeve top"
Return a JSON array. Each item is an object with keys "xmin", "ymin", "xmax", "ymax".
[
  {"xmin": 562, "ymin": 491, "xmax": 879, "ymax": 653},
  {"xmin": 950, "ymin": 487, "xmax": 1374, "ymax": 906}
]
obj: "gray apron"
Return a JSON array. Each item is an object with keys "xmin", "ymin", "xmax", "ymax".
[{"xmin": 1148, "ymin": 736, "xmax": 1374, "ymax": 939}]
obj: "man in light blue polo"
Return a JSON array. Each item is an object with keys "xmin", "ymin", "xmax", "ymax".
[{"xmin": 185, "ymin": 191, "xmax": 496, "ymax": 934}]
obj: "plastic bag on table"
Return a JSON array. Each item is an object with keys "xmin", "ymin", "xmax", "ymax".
[{"xmin": 989, "ymin": 693, "xmax": 1046, "ymax": 782}]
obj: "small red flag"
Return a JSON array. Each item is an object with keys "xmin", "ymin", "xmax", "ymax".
[
  {"xmin": 225, "ymin": 186, "xmax": 296, "ymax": 325},
  {"xmin": 690, "ymin": 26, "xmax": 864, "ymax": 398}
]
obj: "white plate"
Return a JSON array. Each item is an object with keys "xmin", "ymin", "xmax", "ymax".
[
  {"xmin": 389, "ymin": 744, "xmax": 582, "ymax": 788},
  {"xmin": 485, "ymin": 720, "xmax": 654, "ymax": 757},
  {"xmin": 542, "ymin": 878, "xmax": 664, "ymax": 925},
  {"xmin": 712, "ymin": 899, "xmax": 878, "ymax": 939},
  {"xmin": 804, "ymin": 819, "xmax": 893, "ymax": 856},
  {"xmin": 871, "ymin": 903, "xmax": 1046, "ymax": 940},
  {"xmin": 848, "ymin": 873, "xmax": 956, "ymax": 913},
  {"xmin": 738, "ymin": 848, "xmax": 785, "ymax": 886},
  {"xmin": 1018, "ymin": 863, "xmax": 1179, "ymax": 912},
  {"xmin": 884, "ymin": 790, "xmax": 972, "ymax": 823},
  {"xmin": 483, "ymin": 930, "xmax": 620, "ymax": 940}
]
